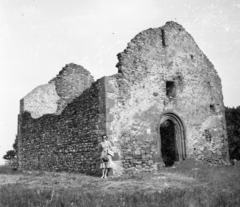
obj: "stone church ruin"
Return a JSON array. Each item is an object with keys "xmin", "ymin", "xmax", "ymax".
[{"xmin": 17, "ymin": 21, "xmax": 229, "ymax": 175}]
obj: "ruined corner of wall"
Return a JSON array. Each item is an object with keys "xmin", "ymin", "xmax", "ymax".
[{"xmin": 97, "ymin": 76, "xmax": 123, "ymax": 175}]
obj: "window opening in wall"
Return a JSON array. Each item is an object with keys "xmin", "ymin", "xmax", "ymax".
[{"xmin": 166, "ymin": 81, "xmax": 176, "ymax": 98}]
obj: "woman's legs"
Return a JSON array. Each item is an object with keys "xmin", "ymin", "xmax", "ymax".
[
  {"xmin": 101, "ymin": 162, "xmax": 108, "ymax": 178},
  {"xmin": 101, "ymin": 168, "xmax": 105, "ymax": 179},
  {"xmin": 100, "ymin": 160, "xmax": 112, "ymax": 179},
  {"xmin": 104, "ymin": 168, "xmax": 108, "ymax": 178}
]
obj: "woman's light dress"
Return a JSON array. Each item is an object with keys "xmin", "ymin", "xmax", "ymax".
[{"xmin": 99, "ymin": 141, "xmax": 114, "ymax": 169}]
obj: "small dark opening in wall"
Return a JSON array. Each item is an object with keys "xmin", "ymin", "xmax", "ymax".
[
  {"xmin": 166, "ymin": 81, "xmax": 176, "ymax": 98},
  {"xmin": 210, "ymin": 104, "xmax": 215, "ymax": 113},
  {"xmin": 161, "ymin": 29, "xmax": 166, "ymax": 47},
  {"xmin": 190, "ymin": 54, "xmax": 194, "ymax": 59},
  {"xmin": 207, "ymin": 82, "xmax": 213, "ymax": 90}
]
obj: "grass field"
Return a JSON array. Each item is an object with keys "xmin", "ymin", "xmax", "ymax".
[{"xmin": 0, "ymin": 159, "xmax": 240, "ymax": 207}]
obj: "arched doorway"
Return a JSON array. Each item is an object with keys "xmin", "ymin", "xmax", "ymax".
[{"xmin": 158, "ymin": 112, "xmax": 186, "ymax": 167}]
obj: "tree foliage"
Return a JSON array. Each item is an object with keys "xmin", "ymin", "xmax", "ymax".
[
  {"xmin": 225, "ymin": 106, "xmax": 240, "ymax": 160},
  {"xmin": 3, "ymin": 137, "xmax": 17, "ymax": 161},
  {"xmin": 3, "ymin": 150, "xmax": 16, "ymax": 160}
]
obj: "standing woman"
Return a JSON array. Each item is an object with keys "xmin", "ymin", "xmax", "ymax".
[{"xmin": 99, "ymin": 135, "xmax": 114, "ymax": 179}]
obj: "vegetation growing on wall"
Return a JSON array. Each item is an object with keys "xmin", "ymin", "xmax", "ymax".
[{"xmin": 225, "ymin": 106, "xmax": 240, "ymax": 160}]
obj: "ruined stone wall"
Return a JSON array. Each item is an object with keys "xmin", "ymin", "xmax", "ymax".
[
  {"xmin": 17, "ymin": 22, "xmax": 229, "ymax": 176},
  {"xmin": 106, "ymin": 21, "xmax": 229, "ymax": 174},
  {"xmin": 18, "ymin": 66, "xmax": 105, "ymax": 175},
  {"xmin": 23, "ymin": 63, "xmax": 94, "ymax": 119},
  {"xmin": 49, "ymin": 63, "xmax": 94, "ymax": 113}
]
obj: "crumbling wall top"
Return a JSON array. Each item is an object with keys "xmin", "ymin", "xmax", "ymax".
[
  {"xmin": 115, "ymin": 21, "xmax": 213, "ymax": 80},
  {"xmin": 22, "ymin": 63, "xmax": 94, "ymax": 118}
]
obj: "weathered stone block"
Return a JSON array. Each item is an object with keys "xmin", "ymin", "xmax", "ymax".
[
  {"xmin": 148, "ymin": 160, "xmax": 154, "ymax": 165},
  {"xmin": 145, "ymin": 154, "xmax": 152, "ymax": 159},
  {"xmin": 105, "ymin": 84, "xmax": 114, "ymax": 93},
  {"xmin": 136, "ymin": 165, "xmax": 142, "ymax": 169},
  {"xmin": 105, "ymin": 98, "xmax": 115, "ymax": 108},
  {"xmin": 112, "ymin": 153, "xmax": 120, "ymax": 161},
  {"xmin": 106, "ymin": 113, "xmax": 114, "ymax": 122}
]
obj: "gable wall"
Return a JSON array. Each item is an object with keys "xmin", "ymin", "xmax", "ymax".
[{"xmin": 106, "ymin": 22, "xmax": 229, "ymax": 174}]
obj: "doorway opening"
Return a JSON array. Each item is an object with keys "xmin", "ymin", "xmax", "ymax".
[
  {"xmin": 160, "ymin": 120, "xmax": 177, "ymax": 166},
  {"xmin": 159, "ymin": 113, "xmax": 186, "ymax": 167}
]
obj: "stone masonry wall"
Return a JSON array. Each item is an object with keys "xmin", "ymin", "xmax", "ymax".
[
  {"xmin": 18, "ymin": 67, "xmax": 106, "ymax": 175},
  {"xmin": 106, "ymin": 21, "xmax": 229, "ymax": 174},
  {"xmin": 49, "ymin": 63, "xmax": 94, "ymax": 113},
  {"xmin": 18, "ymin": 21, "xmax": 230, "ymax": 176}
]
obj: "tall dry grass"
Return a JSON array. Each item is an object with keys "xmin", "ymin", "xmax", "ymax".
[
  {"xmin": 0, "ymin": 163, "xmax": 240, "ymax": 207},
  {"xmin": 1, "ymin": 184, "xmax": 239, "ymax": 207}
]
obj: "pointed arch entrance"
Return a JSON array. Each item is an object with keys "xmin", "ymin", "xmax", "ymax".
[{"xmin": 158, "ymin": 112, "xmax": 186, "ymax": 166}]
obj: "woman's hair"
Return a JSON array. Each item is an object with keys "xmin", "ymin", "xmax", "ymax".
[{"xmin": 102, "ymin": 134, "xmax": 108, "ymax": 140}]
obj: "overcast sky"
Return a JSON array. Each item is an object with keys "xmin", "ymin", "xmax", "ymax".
[{"xmin": 0, "ymin": 0, "xmax": 240, "ymax": 165}]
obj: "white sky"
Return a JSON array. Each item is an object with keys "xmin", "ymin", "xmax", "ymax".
[{"xmin": 0, "ymin": 0, "xmax": 240, "ymax": 165}]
